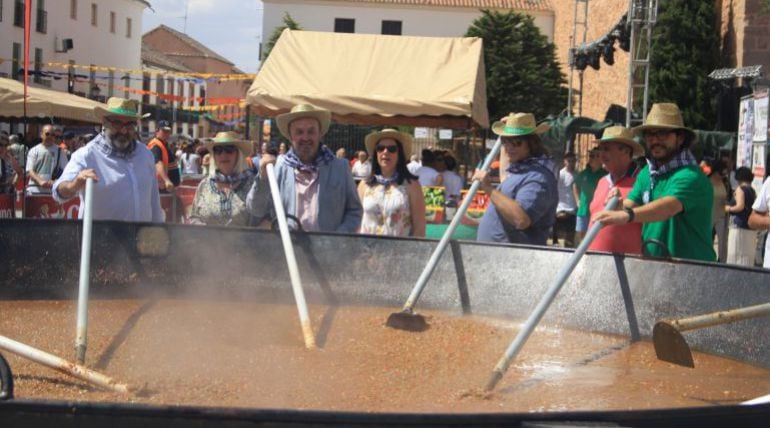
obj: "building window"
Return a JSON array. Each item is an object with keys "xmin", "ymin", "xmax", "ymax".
[
  {"xmin": 91, "ymin": 3, "xmax": 97, "ymax": 27},
  {"xmin": 89, "ymin": 66, "xmax": 96, "ymax": 98},
  {"xmin": 142, "ymin": 73, "xmax": 150, "ymax": 106},
  {"xmin": 108, "ymin": 70, "xmax": 114, "ymax": 97},
  {"xmin": 109, "ymin": 11, "xmax": 115, "ymax": 33},
  {"xmin": 381, "ymin": 20, "xmax": 402, "ymax": 35},
  {"xmin": 126, "ymin": 17, "xmax": 132, "ymax": 38},
  {"xmin": 334, "ymin": 18, "xmax": 355, "ymax": 33},
  {"xmin": 13, "ymin": 0, "xmax": 23, "ymax": 28},
  {"xmin": 35, "ymin": 0, "xmax": 46, "ymax": 33},
  {"xmin": 33, "ymin": 48, "xmax": 42, "ymax": 84},
  {"xmin": 123, "ymin": 73, "xmax": 130, "ymax": 98},
  {"xmin": 0, "ymin": 0, "xmax": 4, "ymax": 23},
  {"xmin": 70, "ymin": 0, "xmax": 76, "ymax": 20},
  {"xmin": 12, "ymin": 42, "xmax": 21, "ymax": 80},
  {"xmin": 67, "ymin": 60, "xmax": 75, "ymax": 94}
]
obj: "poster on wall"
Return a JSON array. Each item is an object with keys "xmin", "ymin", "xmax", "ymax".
[
  {"xmin": 753, "ymin": 92, "xmax": 768, "ymax": 143},
  {"xmin": 738, "ymin": 96, "xmax": 754, "ymax": 168},
  {"xmin": 753, "ymin": 143, "xmax": 767, "ymax": 193},
  {"xmin": 422, "ymin": 186, "xmax": 445, "ymax": 224}
]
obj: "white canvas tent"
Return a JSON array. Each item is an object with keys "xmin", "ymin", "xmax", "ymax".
[
  {"xmin": 0, "ymin": 77, "xmax": 105, "ymax": 123},
  {"xmin": 247, "ymin": 30, "xmax": 489, "ymax": 129}
]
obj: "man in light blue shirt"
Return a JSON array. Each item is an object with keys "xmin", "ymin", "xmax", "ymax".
[{"xmin": 53, "ymin": 98, "xmax": 163, "ymax": 223}]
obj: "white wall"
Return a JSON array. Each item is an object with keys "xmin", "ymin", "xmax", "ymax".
[
  {"xmin": 261, "ymin": 0, "xmax": 554, "ymax": 59},
  {"xmin": 0, "ymin": 0, "xmax": 146, "ymax": 99}
]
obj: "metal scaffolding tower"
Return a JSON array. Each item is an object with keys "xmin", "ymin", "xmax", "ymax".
[
  {"xmin": 567, "ymin": 0, "xmax": 589, "ymax": 117},
  {"xmin": 625, "ymin": 0, "xmax": 659, "ymax": 127}
]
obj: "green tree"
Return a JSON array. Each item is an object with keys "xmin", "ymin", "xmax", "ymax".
[
  {"xmin": 261, "ymin": 13, "xmax": 302, "ymax": 63},
  {"xmin": 648, "ymin": 0, "xmax": 720, "ymax": 130},
  {"xmin": 465, "ymin": 10, "xmax": 567, "ymax": 122}
]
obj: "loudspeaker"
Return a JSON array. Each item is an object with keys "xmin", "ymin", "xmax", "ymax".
[{"xmin": 63, "ymin": 39, "xmax": 74, "ymax": 51}]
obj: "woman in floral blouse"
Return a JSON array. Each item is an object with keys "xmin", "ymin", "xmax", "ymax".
[
  {"xmin": 190, "ymin": 132, "xmax": 257, "ymax": 226},
  {"xmin": 358, "ymin": 129, "xmax": 425, "ymax": 237}
]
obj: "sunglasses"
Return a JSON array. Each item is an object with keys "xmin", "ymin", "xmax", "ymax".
[
  {"xmin": 502, "ymin": 138, "xmax": 526, "ymax": 147},
  {"xmin": 213, "ymin": 145, "xmax": 237, "ymax": 155},
  {"xmin": 589, "ymin": 154, "xmax": 601, "ymax": 158},
  {"xmin": 376, "ymin": 145, "xmax": 398, "ymax": 154}
]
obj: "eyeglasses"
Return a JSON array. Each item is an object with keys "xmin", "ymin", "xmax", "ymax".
[
  {"xmin": 589, "ymin": 154, "xmax": 601, "ymax": 158},
  {"xmin": 106, "ymin": 118, "xmax": 137, "ymax": 129},
  {"xmin": 376, "ymin": 145, "xmax": 398, "ymax": 154},
  {"xmin": 643, "ymin": 129, "xmax": 674, "ymax": 139},
  {"xmin": 212, "ymin": 145, "xmax": 238, "ymax": 155},
  {"xmin": 44, "ymin": 132, "xmax": 52, "ymax": 137}
]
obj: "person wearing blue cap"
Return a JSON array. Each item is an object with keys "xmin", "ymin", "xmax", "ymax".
[{"xmin": 147, "ymin": 120, "xmax": 179, "ymax": 192}]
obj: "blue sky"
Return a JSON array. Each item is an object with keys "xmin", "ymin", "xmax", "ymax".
[{"xmin": 142, "ymin": 0, "xmax": 263, "ymax": 73}]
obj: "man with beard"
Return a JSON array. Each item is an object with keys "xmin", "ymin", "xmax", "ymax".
[
  {"xmin": 53, "ymin": 98, "xmax": 163, "ymax": 222},
  {"xmin": 593, "ymin": 103, "xmax": 715, "ymax": 261},
  {"xmin": 248, "ymin": 104, "xmax": 362, "ymax": 232}
]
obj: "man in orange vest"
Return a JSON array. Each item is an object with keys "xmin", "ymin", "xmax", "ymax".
[{"xmin": 147, "ymin": 120, "xmax": 179, "ymax": 192}]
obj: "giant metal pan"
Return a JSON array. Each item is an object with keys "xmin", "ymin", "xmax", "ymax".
[{"xmin": 0, "ymin": 219, "xmax": 769, "ymax": 426}]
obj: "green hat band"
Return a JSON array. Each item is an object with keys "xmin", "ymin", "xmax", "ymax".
[
  {"xmin": 213, "ymin": 139, "xmax": 237, "ymax": 143},
  {"xmin": 107, "ymin": 107, "xmax": 138, "ymax": 116},
  {"xmin": 503, "ymin": 126, "xmax": 534, "ymax": 134}
]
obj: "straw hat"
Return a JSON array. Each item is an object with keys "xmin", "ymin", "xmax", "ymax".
[
  {"xmin": 204, "ymin": 131, "xmax": 252, "ymax": 156},
  {"xmin": 95, "ymin": 97, "xmax": 151, "ymax": 120},
  {"xmin": 276, "ymin": 104, "xmax": 332, "ymax": 140},
  {"xmin": 594, "ymin": 126, "xmax": 645, "ymax": 158},
  {"xmin": 364, "ymin": 129, "xmax": 413, "ymax": 157},
  {"xmin": 632, "ymin": 103, "xmax": 696, "ymax": 144},
  {"xmin": 491, "ymin": 112, "xmax": 549, "ymax": 137}
]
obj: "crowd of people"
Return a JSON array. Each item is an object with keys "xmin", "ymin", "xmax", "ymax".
[{"xmin": 1, "ymin": 97, "xmax": 769, "ymax": 268}]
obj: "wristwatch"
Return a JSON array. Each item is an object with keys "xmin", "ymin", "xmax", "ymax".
[{"xmin": 623, "ymin": 207, "xmax": 635, "ymax": 224}]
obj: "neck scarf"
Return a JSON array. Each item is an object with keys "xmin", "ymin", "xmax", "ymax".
[
  {"xmin": 282, "ymin": 145, "xmax": 336, "ymax": 173},
  {"xmin": 375, "ymin": 172, "xmax": 400, "ymax": 187},
  {"xmin": 647, "ymin": 149, "xmax": 697, "ymax": 187},
  {"xmin": 213, "ymin": 169, "xmax": 253, "ymax": 186},
  {"xmin": 506, "ymin": 155, "xmax": 555, "ymax": 177},
  {"xmin": 95, "ymin": 132, "xmax": 136, "ymax": 159}
]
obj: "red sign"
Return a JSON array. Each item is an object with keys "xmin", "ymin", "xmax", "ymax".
[
  {"xmin": 459, "ymin": 189, "xmax": 490, "ymax": 226},
  {"xmin": 0, "ymin": 194, "xmax": 14, "ymax": 218},
  {"xmin": 24, "ymin": 195, "xmax": 81, "ymax": 219}
]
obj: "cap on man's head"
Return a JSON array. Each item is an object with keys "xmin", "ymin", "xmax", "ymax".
[
  {"xmin": 63, "ymin": 131, "xmax": 75, "ymax": 139},
  {"xmin": 157, "ymin": 120, "xmax": 172, "ymax": 131}
]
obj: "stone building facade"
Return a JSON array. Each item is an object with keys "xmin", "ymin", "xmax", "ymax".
[{"xmin": 551, "ymin": 0, "xmax": 770, "ymax": 123}]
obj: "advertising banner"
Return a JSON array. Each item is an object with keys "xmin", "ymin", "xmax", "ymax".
[
  {"xmin": 0, "ymin": 194, "xmax": 14, "ymax": 218},
  {"xmin": 753, "ymin": 92, "xmax": 768, "ymax": 143},
  {"xmin": 459, "ymin": 189, "xmax": 490, "ymax": 226},
  {"xmin": 422, "ymin": 186, "xmax": 445, "ymax": 224},
  {"xmin": 738, "ymin": 96, "xmax": 754, "ymax": 168},
  {"xmin": 24, "ymin": 195, "xmax": 80, "ymax": 219}
]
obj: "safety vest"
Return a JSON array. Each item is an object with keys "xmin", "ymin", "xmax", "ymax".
[{"xmin": 147, "ymin": 138, "xmax": 179, "ymax": 170}]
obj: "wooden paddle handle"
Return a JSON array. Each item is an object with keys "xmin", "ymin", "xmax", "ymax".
[{"xmin": 671, "ymin": 302, "xmax": 770, "ymax": 332}]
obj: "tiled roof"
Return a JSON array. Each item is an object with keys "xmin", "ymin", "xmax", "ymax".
[
  {"xmin": 322, "ymin": 0, "xmax": 552, "ymax": 11},
  {"xmin": 143, "ymin": 25, "xmax": 235, "ymax": 66},
  {"xmin": 141, "ymin": 45, "xmax": 192, "ymax": 72}
]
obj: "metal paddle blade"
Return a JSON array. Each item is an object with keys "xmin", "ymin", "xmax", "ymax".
[
  {"xmin": 386, "ymin": 310, "xmax": 429, "ymax": 332},
  {"xmin": 653, "ymin": 320, "xmax": 694, "ymax": 368}
]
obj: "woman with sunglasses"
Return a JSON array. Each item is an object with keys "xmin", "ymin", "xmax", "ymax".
[
  {"xmin": 358, "ymin": 129, "xmax": 425, "ymax": 237},
  {"xmin": 190, "ymin": 132, "xmax": 259, "ymax": 226}
]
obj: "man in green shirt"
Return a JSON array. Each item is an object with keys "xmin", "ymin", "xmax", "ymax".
[
  {"xmin": 575, "ymin": 148, "xmax": 606, "ymax": 243},
  {"xmin": 593, "ymin": 103, "xmax": 715, "ymax": 261}
]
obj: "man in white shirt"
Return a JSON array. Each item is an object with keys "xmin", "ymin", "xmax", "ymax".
[
  {"xmin": 26, "ymin": 125, "xmax": 69, "ymax": 194},
  {"xmin": 407, "ymin": 154, "xmax": 421, "ymax": 175},
  {"xmin": 53, "ymin": 97, "xmax": 163, "ymax": 222},
  {"xmin": 749, "ymin": 176, "xmax": 770, "ymax": 268},
  {"xmin": 415, "ymin": 149, "xmax": 443, "ymax": 187},
  {"xmin": 350, "ymin": 150, "xmax": 372, "ymax": 182},
  {"xmin": 553, "ymin": 152, "xmax": 579, "ymax": 247}
]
